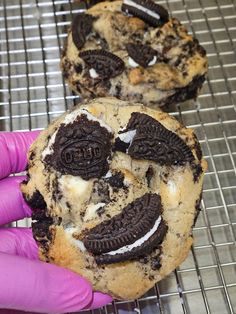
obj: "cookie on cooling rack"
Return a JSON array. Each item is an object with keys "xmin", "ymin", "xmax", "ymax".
[
  {"xmin": 61, "ymin": 0, "xmax": 207, "ymax": 107},
  {"xmin": 21, "ymin": 97, "xmax": 207, "ymax": 299}
]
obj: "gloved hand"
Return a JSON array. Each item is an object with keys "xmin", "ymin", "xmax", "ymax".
[{"xmin": 0, "ymin": 131, "xmax": 112, "ymax": 313}]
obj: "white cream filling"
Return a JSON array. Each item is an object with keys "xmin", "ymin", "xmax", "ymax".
[
  {"xmin": 167, "ymin": 180, "xmax": 177, "ymax": 194},
  {"xmin": 65, "ymin": 227, "xmax": 86, "ymax": 252},
  {"xmin": 129, "ymin": 55, "xmax": 157, "ymax": 68},
  {"xmin": 105, "ymin": 216, "xmax": 162, "ymax": 255},
  {"xmin": 148, "ymin": 55, "xmax": 157, "ymax": 66},
  {"xmin": 128, "ymin": 57, "xmax": 139, "ymax": 68},
  {"xmin": 84, "ymin": 202, "xmax": 106, "ymax": 221},
  {"xmin": 123, "ymin": 177, "xmax": 131, "ymax": 187},
  {"xmin": 104, "ymin": 170, "xmax": 112, "ymax": 178},
  {"xmin": 63, "ymin": 108, "xmax": 112, "ymax": 132},
  {"xmin": 89, "ymin": 68, "xmax": 99, "ymax": 78},
  {"xmin": 124, "ymin": 0, "xmax": 161, "ymax": 20},
  {"xmin": 118, "ymin": 129, "xmax": 136, "ymax": 144},
  {"xmin": 41, "ymin": 130, "xmax": 58, "ymax": 159}
]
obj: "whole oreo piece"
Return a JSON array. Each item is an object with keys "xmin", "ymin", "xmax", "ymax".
[
  {"xmin": 72, "ymin": 13, "xmax": 95, "ymax": 50},
  {"xmin": 79, "ymin": 49, "xmax": 125, "ymax": 79},
  {"xmin": 126, "ymin": 43, "xmax": 157, "ymax": 68},
  {"xmin": 115, "ymin": 112, "xmax": 194, "ymax": 166},
  {"xmin": 45, "ymin": 114, "xmax": 113, "ymax": 180},
  {"xmin": 122, "ymin": 0, "xmax": 169, "ymax": 27},
  {"xmin": 83, "ymin": 193, "xmax": 168, "ymax": 264}
]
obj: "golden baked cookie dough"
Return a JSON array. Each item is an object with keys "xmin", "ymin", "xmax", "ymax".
[{"xmin": 22, "ymin": 97, "xmax": 207, "ymax": 299}]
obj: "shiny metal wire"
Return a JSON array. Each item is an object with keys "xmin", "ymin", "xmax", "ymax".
[{"xmin": 0, "ymin": 0, "xmax": 235, "ymax": 313}]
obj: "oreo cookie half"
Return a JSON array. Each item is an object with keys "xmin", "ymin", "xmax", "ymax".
[
  {"xmin": 122, "ymin": 0, "xmax": 169, "ymax": 27},
  {"xmin": 114, "ymin": 112, "xmax": 194, "ymax": 166},
  {"xmin": 72, "ymin": 13, "xmax": 95, "ymax": 49},
  {"xmin": 79, "ymin": 50, "xmax": 125, "ymax": 79},
  {"xmin": 83, "ymin": 193, "xmax": 168, "ymax": 264},
  {"xmin": 45, "ymin": 112, "xmax": 113, "ymax": 180},
  {"xmin": 126, "ymin": 43, "xmax": 158, "ymax": 68}
]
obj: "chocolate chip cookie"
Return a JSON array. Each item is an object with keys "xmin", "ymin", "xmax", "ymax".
[
  {"xmin": 61, "ymin": 0, "xmax": 208, "ymax": 107},
  {"xmin": 21, "ymin": 97, "xmax": 207, "ymax": 299}
]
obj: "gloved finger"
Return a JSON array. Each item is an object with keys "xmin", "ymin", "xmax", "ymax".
[
  {"xmin": 0, "ymin": 252, "xmax": 93, "ymax": 313},
  {"xmin": 0, "ymin": 176, "xmax": 31, "ymax": 226},
  {"xmin": 88, "ymin": 292, "xmax": 113, "ymax": 310},
  {"xmin": 0, "ymin": 310, "xmax": 42, "ymax": 314},
  {"xmin": 0, "ymin": 229, "xmax": 113, "ymax": 311},
  {"xmin": 0, "ymin": 228, "xmax": 38, "ymax": 260},
  {"xmin": 0, "ymin": 131, "xmax": 39, "ymax": 179}
]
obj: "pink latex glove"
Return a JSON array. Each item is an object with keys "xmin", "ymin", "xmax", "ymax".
[{"xmin": 0, "ymin": 132, "xmax": 112, "ymax": 313}]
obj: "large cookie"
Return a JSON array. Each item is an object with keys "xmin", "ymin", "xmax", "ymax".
[
  {"xmin": 61, "ymin": 0, "xmax": 207, "ymax": 107},
  {"xmin": 21, "ymin": 97, "xmax": 207, "ymax": 299}
]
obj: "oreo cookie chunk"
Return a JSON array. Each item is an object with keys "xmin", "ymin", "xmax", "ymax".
[
  {"xmin": 79, "ymin": 49, "xmax": 125, "ymax": 79},
  {"xmin": 61, "ymin": 1, "xmax": 207, "ymax": 106},
  {"xmin": 83, "ymin": 193, "xmax": 168, "ymax": 264},
  {"xmin": 122, "ymin": 0, "xmax": 169, "ymax": 27},
  {"xmin": 72, "ymin": 13, "xmax": 95, "ymax": 49},
  {"xmin": 22, "ymin": 98, "xmax": 207, "ymax": 300},
  {"xmin": 126, "ymin": 43, "xmax": 159, "ymax": 68},
  {"xmin": 44, "ymin": 110, "xmax": 113, "ymax": 180},
  {"xmin": 115, "ymin": 112, "xmax": 194, "ymax": 166}
]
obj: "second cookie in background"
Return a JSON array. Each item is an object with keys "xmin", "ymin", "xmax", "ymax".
[{"xmin": 61, "ymin": 0, "xmax": 208, "ymax": 107}]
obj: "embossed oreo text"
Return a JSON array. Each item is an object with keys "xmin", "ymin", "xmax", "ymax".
[
  {"xmin": 45, "ymin": 114, "xmax": 113, "ymax": 180},
  {"xmin": 61, "ymin": 140, "xmax": 103, "ymax": 167}
]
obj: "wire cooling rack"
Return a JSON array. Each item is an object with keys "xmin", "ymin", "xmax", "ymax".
[{"xmin": 0, "ymin": 0, "xmax": 236, "ymax": 313}]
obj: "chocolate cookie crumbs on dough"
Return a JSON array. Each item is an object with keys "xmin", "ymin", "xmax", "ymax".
[
  {"xmin": 74, "ymin": 63, "xmax": 83, "ymax": 74},
  {"xmin": 83, "ymin": 193, "xmax": 168, "ymax": 264},
  {"xmin": 192, "ymin": 163, "xmax": 203, "ymax": 183},
  {"xmin": 126, "ymin": 43, "xmax": 158, "ymax": 68},
  {"xmin": 79, "ymin": 50, "xmax": 125, "ymax": 79},
  {"xmin": 151, "ymin": 255, "xmax": 162, "ymax": 270},
  {"xmin": 163, "ymin": 75, "xmax": 206, "ymax": 107},
  {"xmin": 146, "ymin": 166, "xmax": 154, "ymax": 187},
  {"xmin": 122, "ymin": 0, "xmax": 169, "ymax": 27},
  {"xmin": 193, "ymin": 189, "xmax": 203, "ymax": 227},
  {"xmin": 23, "ymin": 189, "xmax": 47, "ymax": 210},
  {"xmin": 45, "ymin": 114, "xmax": 113, "ymax": 180},
  {"xmin": 72, "ymin": 14, "xmax": 95, "ymax": 49},
  {"xmin": 32, "ymin": 210, "xmax": 53, "ymax": 241},
  {"xmin": 115, "ymin": 112, "xmax": 194, "ymax": 166},
  {"xmin": 106, "ymin": 171, "xmax": 125, "ymax": 189}
]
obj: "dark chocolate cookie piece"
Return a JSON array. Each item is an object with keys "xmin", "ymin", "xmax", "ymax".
[
  {"xmin": 23, "ymin": 189, "xmax": 47, "ymax": 210},
  {"xmin": 122, "ymin": 0, "xmax": 169, "ymax": 27},
  {"xmin": 83, "ymin": 193, "xmax": 168, "ymax": 264},
  {"xmin": 95, "ymin": 219, "xmax": 167, "ymax": 264},
  {"xmin": 115, "ymin": 112, "xmax": 194, "ymax": 166},
  {"xmin": 45, "ymin": 114, "xmax": 113, "ymax": 180},
  {"xmin": 72, "ymin": 13, "xmax": 95, "ymax": 49},
  {"xmin": 105, "ymin": 171, "xmax": 125, "ymax": 189},
  {"xmin": 32, "ymin": 210, "xmax": 53, "ymax": 241},
  {"xmin": 79, "ymin": 49, "xmax": 125, "ymax": 79},
  {"xmin": 164, "ymin": 75, "xmax": 206, "ymax": 107},
  {"xmin": 126, "ymin": 43, "xmax": 158, "ymax": 68}
]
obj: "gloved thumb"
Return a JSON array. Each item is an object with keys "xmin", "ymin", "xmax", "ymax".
[{"xmin": 0, "ymin": 252, "xmax": 92, "ymax": 313}]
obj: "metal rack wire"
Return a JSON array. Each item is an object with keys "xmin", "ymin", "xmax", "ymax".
[{"xmin": 0, "ymin": 0, "xmax": 236, "ymax": 313}]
